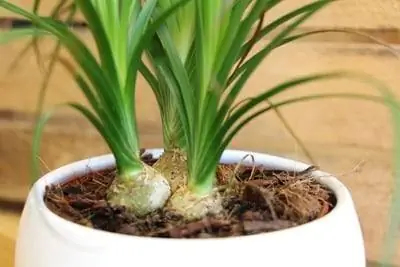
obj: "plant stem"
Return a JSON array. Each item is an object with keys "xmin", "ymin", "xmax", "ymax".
[
  {"xmin": 118, "ymin": 160, "xmax": 145, "ymax": 181},
  {"xmin": 153, "ymin": 148, "xmax": 188, "ymax": 192},
  {"xmin": 107, "ymin": 163, "xmax": 171, "ymax": 216},
  {"xmin": 188, "ymin": 171, "xmax": 215, "ymax": 196}
]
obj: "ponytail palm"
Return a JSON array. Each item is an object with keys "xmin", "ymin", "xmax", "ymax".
[
  {"xmin": 141, "ymin": 0, "xmax": 195, "ymax": 193},
  {"xmin": 143, "ymin": 0, "xmax": 343, "ymax": 219},
  {"xmin": 0, "ymin": 0, "xmax": 190, "ymax": 216},
  {"xmin": 5, "ymin": 0, "xmax": 396, "ymax": 224}
]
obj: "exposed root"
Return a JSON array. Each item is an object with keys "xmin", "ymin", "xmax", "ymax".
[
  {"xmin": 234, "ymin": 154, "xmax": 256, "ymax": 182},
  {"xmin": 216, "ymin": 164, "xmax": 236, "ymax": 185},
  {"xmin": 217, "ymin": 154, "xmax": 256, "ymax": 196},
  {"xmin": 167, "ymin": 186, "xmax": 223, "ymax": 221},
  {"xmin": 107, "ymin": 164, "xmax": 171, "ymax": 216},
  {"xmin": 153, "ymin": 149, "xmax": 188, "ymax": 192}
]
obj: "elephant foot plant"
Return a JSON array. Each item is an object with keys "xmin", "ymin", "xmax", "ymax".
[
  {"xmin": 2, "ymin": 0, "xmax": 398, "ymax": 242},
  {"xmin": 1, "ymin": 0, "xmax": 180, "ymax": 216},
  {"xmin": 140, "ymin": 0, "xmax": 341, "ymax": 220}
]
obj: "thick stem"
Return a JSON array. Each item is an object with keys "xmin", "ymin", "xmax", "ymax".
[
  {"xmin": 153, "ymin": 149, "xmax": 222, "ymax": 220},
  {"xmin": 188, "ymin": 172, "xmax": 215, "ymax": 196},
  {"xmin": 107, "ymin": 163, "xmax": 171, "ymax": 216},
  {"xmin": 152, "ymin": 149, "xmax": 188, "ymax": 192},
  {"xmin": 167, "ymin": 186, "xmax": 223, "ymax": 220},
  {"xmin": 168, "ymin": 172, "xmax": 222, "ymax": 220}
]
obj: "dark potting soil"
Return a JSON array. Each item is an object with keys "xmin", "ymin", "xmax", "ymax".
[{"xmin": 43, "ymin": 152, "xmax": 336, "ymax": 238}]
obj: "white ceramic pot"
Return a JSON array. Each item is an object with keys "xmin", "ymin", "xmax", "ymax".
[{"xmin": 15, "ymin": 149, "xmax": 366, "ymax": 267}]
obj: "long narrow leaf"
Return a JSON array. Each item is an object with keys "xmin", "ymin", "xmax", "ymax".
[
  {"xmin": 75, "ymin": 0, "xmax": 119, "ymax": 85},
  {"xmin": 225, "ymin": 73, "xmax": 344, "ymax": 132},
  {"xmin": 30, "ymin": 103, "xmax": 106, "ymax": 183},
  {"xmin": 220, "ymin": 93, "xmax": 398, "ymax": 157},
  {"xmin": 196, "ymin": 72, "xmax": 344, "ymax": 174},
  {"xmin": 217, "ymin": 0, "xmax": 280, "ymax": 85},
  {"xmin": 0, "ymin": 28, "xmax": 48, "ymax": 44},
  {"xmin": 34, "ymin": 3, "xmax": 78, "ymax": 127},
  {"xmin": 222, "ymin": 1, "xmax": 331, "ymax": 119},
  {"xmin": 0, "ymin": 1, "xmax": 122, "ymax": 115},
  {"xmin": 229, "ymin": 0, "xmax": 333, "ymax": 85}
]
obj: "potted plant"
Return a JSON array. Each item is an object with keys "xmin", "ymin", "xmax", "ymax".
[{"xmin": 2, "ymin": 0, "xmax": 396, "ymax": 266}]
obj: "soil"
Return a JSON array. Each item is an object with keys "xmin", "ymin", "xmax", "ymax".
[{"xmin": 43, "ymin": 151, "xmax": 336, "ymax": 238}]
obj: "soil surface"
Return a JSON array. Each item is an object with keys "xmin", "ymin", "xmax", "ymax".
[{"xmin": 44, "ymin": 152, "xmax": 335, "ymax": 238}]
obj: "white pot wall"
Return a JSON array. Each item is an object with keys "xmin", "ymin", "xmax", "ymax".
[{"xmin": 15, "ymin": 149, "xmax": 366, "ymax": 267}]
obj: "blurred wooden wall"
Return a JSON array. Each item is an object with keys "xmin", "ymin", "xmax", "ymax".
[{"xmin": 1, "ymin": 1, "xmax": 400, "ymax": 265}]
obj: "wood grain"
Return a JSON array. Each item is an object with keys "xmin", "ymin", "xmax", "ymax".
[
  {"xmin": 0, "ymin": 211, "xmax": 19, "ymax": 267},
  {"xmin": 1, "ymin": 33, "xmax": 399, "ymax": 149},
  {"xmin": 1, "ymin": 1, "xmax": 400, "ymax": 46},
  {"xmin": 0, "ymin": 234, "xmax": 14, "ymax": 267},
  {"xmin": 1, "ymin": 0, "xmax": 400, "ymax": 30},
  {"xmin": 268, "ymin": 0, "xmax": 400, "ymax": 29}
]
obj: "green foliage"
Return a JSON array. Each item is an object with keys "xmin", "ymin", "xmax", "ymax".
[
  {"xmin": 147, "ymin": 0, "xmax": 341, "ymax": 194},
  {"xmin": 0, "ymin": 28, "xmax": 48, "ymax": 44},
  {"xmin": 2, "ymin": 1, "xmax": 400, "ymax": 260},
  {"xmin": 0, "ymin": 0, "xmax": 190, "ymax": 179},
  {"xmin": 381, "ymin": 83, "xmax": 400, "ymax": 267}
]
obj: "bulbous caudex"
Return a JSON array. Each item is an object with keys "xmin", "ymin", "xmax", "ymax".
[
  {"xmin": 152, "ymin": 149, "xmax": 188, "ymax": 192},
  {"xmin": 107, "ymin": 164, "xmax": 171, "ymax": 216},
  {"xmin": 167, "ymin": 186, "xmax": 223, "ymax": 220},
  {"xmin": 153, "ymin": 149, "xmax": 223, "ymax": 220},
  {"xmin": 108, "ymin": 150, "xmax": 223, "ymax": 220}
]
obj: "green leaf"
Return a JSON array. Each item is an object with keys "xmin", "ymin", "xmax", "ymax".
[
  {"xmin": 0, "ymin": 0, "xmax": 148, "ymax": 176},
  {"xmin": 30, "ymin": 103, "xmax": 105, "ymax": 183},
  {"xmin": 225, "ymin": 73, "xmax": 343, "ymax": 132},
  {"xmin": 153, "ymin": 56, "xmax": 192, "ymax": 141},
  {"xmin": 34, "ymin": 3, "xmax": 78, "ymax": 122},
  {"xmin": 5, "ymin": 0, "xmax": 73, "ymax": 74},
  {"xmin": 0, "ymin": 28, "xmax": 49, "ymax": 44},
  {"xmin": 229, "ymin": 0, "xmax": 333, "ymax": 85},
  {"xmin": 155, "ymin": 24, "xmax": 194, "ymax": 132},
  {"xmin": 221, "ymin": 92, "xmax": 397, "ymax": 155},
  {"xmin": 193, "ymin": 72, "xmax": 340, "ymax": 186},
  {"xmin": 222, "ymin": 1, "xmax": 331, "ymax": 119},
  {"xmin": 216, "ymin": 0, "xmax": 278, "ymax": 86},
  {"xmin": 75, "ymin": 0, "xmax": 119, "ymax": 85},
  {"xmin": 144, "ymin": 0, "xmax": 339, "ymax": 194},
  {"xmin": 266, "ymin": 98, "xmax": 316, "ymax": 164},
  {"xmin": 381, "ymin": 102, "xmax": 400, "ymax": 266}
]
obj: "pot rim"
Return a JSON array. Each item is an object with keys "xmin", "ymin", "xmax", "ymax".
[{"xmin": 30, "ymin": 148, "xmax": 352, "ymax": 243}]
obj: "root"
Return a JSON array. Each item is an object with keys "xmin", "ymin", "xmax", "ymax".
[
  {"xmin": 153, "ymin": 149, "xmax": 188, "ymax": 193},
  {"xmin": 217, "ymin": 154, "xmax": 256, "ymax": 196},
  {"xmin": 107, "ymin": 164, "xmax": 171, "ymax": 216}
]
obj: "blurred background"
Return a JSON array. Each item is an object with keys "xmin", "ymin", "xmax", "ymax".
[{"xmin": 1, "ymin": 0, "xmax": 400, "ymax": 266}]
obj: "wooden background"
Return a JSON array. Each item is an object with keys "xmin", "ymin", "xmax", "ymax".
[{"xmin": 1, "ymin": 1, "xmax": 400, "ymax": 266}]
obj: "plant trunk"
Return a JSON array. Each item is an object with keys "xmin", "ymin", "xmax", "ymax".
[
  {"xmin": 152, "ymin": 149, "xmax": 188, "ymax": 192},
  {"xmin": 107, "ymin": 164, "xmax": 171, "ymax": 216},
  {"xmin": 153, "ymin": 149, "xmax": 223, "ymax": 220},
  {"xmin": 167, "ymin": 187, "xmax": 223, "ymax": 220}
]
